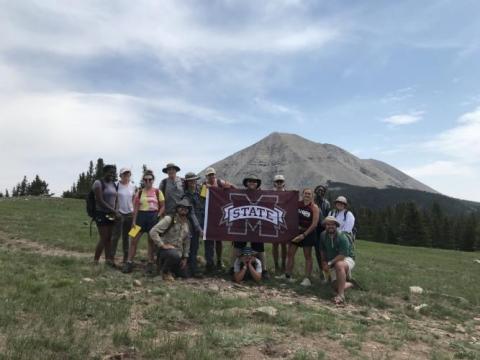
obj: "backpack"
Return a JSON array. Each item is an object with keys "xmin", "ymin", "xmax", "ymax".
[
  {"xmin": 86, "ymin": 180, "xmax": 119, "ymax": 218},
  {"xmin": 328, "ymin": 209, "xmax": 357, "ymax": 243},
  {"xmin": 160, "ymin": 177, "xmax": 186, "ymax": 195}
]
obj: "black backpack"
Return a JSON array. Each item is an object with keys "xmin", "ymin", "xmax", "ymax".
[{"xmin": 86, "ymin": 180, "xmax": 118, "ymax": 218}]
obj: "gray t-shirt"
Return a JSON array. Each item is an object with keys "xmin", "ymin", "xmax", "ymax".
[
  {"xmin": 161, "ymin": 177, "xmax": 184, "ymax": 214},
  {"xmin": 93, "ymin": 180, "xmax": 117, "ymax": 212}
]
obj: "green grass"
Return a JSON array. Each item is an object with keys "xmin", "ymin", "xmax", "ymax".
[{"xmin": 0, "ymin": 197, "xmax": 479, "ymax": 359}]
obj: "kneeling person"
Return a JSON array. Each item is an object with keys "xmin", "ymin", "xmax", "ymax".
[
  {"xmin": 233, "ymin": 247, "xmax": 262, "ymax": 283},
  {"xmin": 149, "ymin": 199, "xmax": 191, "ymax": 281},
  {"xmin": 319, "ymin": 216, "xmax": 355, "ymax": 306}
]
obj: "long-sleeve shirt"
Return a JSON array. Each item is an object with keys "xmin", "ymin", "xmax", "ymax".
[
  {"xmin": 328, "ymin": 209, "xmax": 355, "ymax": 233},
  {"xmin": 149, "ymin": 215, "xmax": 190, "ymax": 258},
  {"xmin": 183, "ymin": 186, "xmax": 205, "ymax": 231}
]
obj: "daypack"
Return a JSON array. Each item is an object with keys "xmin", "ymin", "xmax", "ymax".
[
  {"xmin": 328, "ymin": 209, "xmax": 357, "ymax": 243},
  {"xmin": 160, "ymin": 177, "xmax": 186, "ymax": 196},
  {"xmin": 86, "ymin": 180, "xmax": 119, "ymax": 218}
]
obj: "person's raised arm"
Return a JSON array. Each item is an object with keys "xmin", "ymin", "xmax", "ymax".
[{"xmin": 248, "ymin": 259, "xmax": 262, "ymax": 283}]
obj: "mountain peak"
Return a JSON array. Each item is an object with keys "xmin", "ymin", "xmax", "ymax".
[{"xmin": 203, "ymin": 133, "xmax": 437, "ymax": 193}]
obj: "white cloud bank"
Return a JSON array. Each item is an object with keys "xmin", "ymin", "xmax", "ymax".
[
  {"xmin": 403, "ymin": 106, "xmax": 480, "ymax": 200},
  {"xmin": 382, "ymin": 111, "xmax": 424, "ymax": 126}
]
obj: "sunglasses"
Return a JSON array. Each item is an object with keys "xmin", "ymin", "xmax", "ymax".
[
  {"xmin": 274, "ymin": 180, "xmax": 284, "ymax": 184},
  {"xmin": 143, "ymin": 178, "xmax": 154, "ymax": 182}
]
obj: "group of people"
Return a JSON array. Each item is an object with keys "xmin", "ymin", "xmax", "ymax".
[{"xmin": 92, "ymin": 163, "xmax": 356, "ymax": 305}]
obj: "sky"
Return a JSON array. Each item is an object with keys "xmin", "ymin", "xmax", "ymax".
[{"xmin": 1, "ymin": 0, "xmax": 479, "ymax": 201}]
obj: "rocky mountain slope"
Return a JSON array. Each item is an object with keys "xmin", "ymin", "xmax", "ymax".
[{"xmin": 201, "ymin": 132, "xmax": 437, "ymax": 193}]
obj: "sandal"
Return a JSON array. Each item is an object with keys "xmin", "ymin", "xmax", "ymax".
[{"xmin": 332, "ymin": 295, "xmax": 346, "ymax": 306}]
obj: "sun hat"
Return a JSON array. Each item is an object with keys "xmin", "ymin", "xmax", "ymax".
[
  {"xmin": 162, "ymin": 163, "xmax": 181, "ymax": 173},
  {"xmin": 273, "ymin": 174, "xmax": 285, "ymax": 182},
  {"xmin": 119, "ymin": 167, "xmax": 131, "ymax": 175},
  {"xmin": 205, "ymin": 167, "xmax": 216, "ymax": 176},
  {"xmin": 184, "ymin": 172, "xmax": 200, "ymax": 181},
  {"xmin": 243, "ymin": 175, "xmax": 261, "ymax": 189},
  {"xmin": 334, "ymin": 196, "xmax": 348, "ymax": 205},
  {"xmin": 175, "ymin": 199, "xmax": 192, "ymax": 209},
  {"xmin": 323, "ymin": 216, "xmax": 340, "ymax": 227},
  {"xmin": 240, "ymin": 247, "xmax": 257, "ymax": 256}
]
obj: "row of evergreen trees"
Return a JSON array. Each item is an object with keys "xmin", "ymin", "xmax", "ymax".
[
  {"xmin": 62, "ymin": 159, "xmax": 108, "ymax": 199},
  {"xmin": 0, "ymin": 175, "xmax": 51, "ymax": 197},
  {"xmin": 355, "ymin": 202, "xmax": 480, "ymax": 252}
]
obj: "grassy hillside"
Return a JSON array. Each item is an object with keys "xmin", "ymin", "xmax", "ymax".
[{"xmin": 0, "ymin": 197, "xmax": 479, "ymax": 359}]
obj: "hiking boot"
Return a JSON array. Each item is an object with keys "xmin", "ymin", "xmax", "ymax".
[
  {"xmin": 145, "ymin": 262, "xmax": 155, "ymax": 276},
  {"xmin": 105, "ymin": 259, "xmax": 116, "ymax": 269},
  {"xmin": 162, "ymin": 272, "xmax": 175, "ymax": 282},
  {"xmin": 216, "ymin": 260, "xmax": 225, "ymax": 271},
  {"xmin": 300, "ymin": 277, "xmax": 312, "ymax": 287},
  {"xmin": 205, "ymin": 263, "xmax": 215, "ymax": 273},
  {"xmin": 262, "ymin": 270, "xmax": 270, "ymax": 280},
  {"xmin": 122, "ymin": 261, "xmax": 133, "ymax": 274}
]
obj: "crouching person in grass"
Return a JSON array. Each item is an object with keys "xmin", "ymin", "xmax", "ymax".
[
  {"xmin": 319, "ymin": 216, "xmax": 355, "ymax": 306},
  {"xmin": 149, "ymin": 199, "xmax": 191, "ymax": 281},
  {"xmin": 233, "ymin": 247, "xmax": 262, "ymax": 284}
]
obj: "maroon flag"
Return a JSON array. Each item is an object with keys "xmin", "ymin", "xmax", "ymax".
[{"xmin": 204, "ymin": 188, "xmax": 299, "ymax": 243}]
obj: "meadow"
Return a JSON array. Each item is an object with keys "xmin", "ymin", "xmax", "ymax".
[{"xmin": 0, "ymin": 197, "xmax": 479, "ymax": 359}]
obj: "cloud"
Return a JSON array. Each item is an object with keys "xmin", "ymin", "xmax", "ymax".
[
  {"xmin": 426, "ymin": 106, "xmax": 480, "ymax": 159},
  {"xmin": 405, "ymin": 161, "xmax": 473, "ymax": 177},
  {"xmin": 380, "ymin": 86, "xmax": 415, "ymax": 103},
  {"xmin": 0, "ymin": 1, "xmax": 339, "ymax": 60},
  {"xmin": 382, "ymin": 111, "xmax": 424, "ymax": 126},
  {"xmin": 254, "ymin": 97, "xmax": 304, "ymax": 122}
]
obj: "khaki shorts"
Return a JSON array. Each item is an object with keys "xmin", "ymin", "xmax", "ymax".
[{"xmin": 329, "ymin": 257, "xmax": 355, "ymax": 282}]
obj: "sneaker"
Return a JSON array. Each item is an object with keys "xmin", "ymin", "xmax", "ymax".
[
  {"xmin": 300, "ymin": 277, "xmax": 312, "ymax": 287},
  {"xmin": 105, "ymin": 260, "xmax": 116, "ymax": 269},
  {"xmin": 162, "ymin": 272, "xmax": 175, "ymax": 282},
  {"xmin": 262, "ymin": 270, "xmax": 270, "ymax": 280},
  {"xmin": 122, "ymin": 261, "xmax": 133, "ymax": 274},
  {"xmin": 145, "ymin": 262, "xmax": 155, "ymax": 276}
]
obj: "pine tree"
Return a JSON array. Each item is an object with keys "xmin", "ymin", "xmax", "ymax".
[
  {"xmin": 430, "ymin": 202, "xmax": 444, "ymax": 248},
  {"xmin": 0, "ymin": 192, "xmax": 3, "ymax": 198},
  {"xmin": 19, "ymin": 176, "xmax": 28, "ymax": 196},
  {"xmin": 28, "ymin": 175, "xmax": 50, "ymax": 196},
  {"xmin": 5, "ymin": 189, "xmax": 9, "ymax": 198},
  {"xmin": 398, "ymin": 202, "xmax": 428, "ymax": 246},
  {"xmin": 94, "ymin": 158, "xmax": 105, "ymax": 180},
  {"xmin": 461, "ymin": 214, "xmax": 477, "ymax": 251}
]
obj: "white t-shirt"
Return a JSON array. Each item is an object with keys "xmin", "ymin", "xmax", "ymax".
[
  {"xmin": 117, "ymin": 182, "xmax": 136, "ymax": 215},
  {"xmin": 329, "ymin": 209, "xmax": 355, "ymax": 233},
  {"xmin": 233, "ymin": 258, "xmax": 262, "ymax": 273}
]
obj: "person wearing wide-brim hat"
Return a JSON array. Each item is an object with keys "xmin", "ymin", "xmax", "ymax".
[
  {"xmin": 150, "ymin": 198, "xmax": 192, "ymax": 281},
  {"xmin": 233, "ymin": 174, "xmax": 270, "ymax": 280},
  {"xmin": 318, "ymin": 215, "xmax": 355, "ymax": 306},
  {"xmin": 201, "ymin": 167, "xmax": 235, "ymax": 273},
  {"xmin": 328, "ymin": 196, "xmax": 355, "ymax": 234},
  {"xmin": 233, "ymin": 247, "xmax": 262, "ymax": 283},
  {"xmin": 183, "ymin": 172, "xmax": 204, "ymax": 278},
  {"xmin": 242, "ymin": 174, "xmax": 262, "ymax": 189},
  {"xmin": 160, "ymin": 162, "xmax": 185, "ymax": 215},
  {"xmin": 162, "ymin": 163, "xmax": 181, "ymax": 173},
  {"xmin": 272, "ymin": 174, "xmax": 287, "ymax": 274}
]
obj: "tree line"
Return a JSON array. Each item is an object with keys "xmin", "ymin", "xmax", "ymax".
[
  {"xmin": 62, "ymin": 158, "xmax": 108, "ymax": 199},
  {"xmin": 354, "ymin": 201, "xmax": 480, "ymax": 252},
  {"xmin": 0, "ymin": 175, "xmax": 51, "ymax": 198}
]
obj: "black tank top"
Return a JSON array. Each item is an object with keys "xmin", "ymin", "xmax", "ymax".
[{"xmin": 298, "ymin": 201, "xmax": 314, "ymax": 230}]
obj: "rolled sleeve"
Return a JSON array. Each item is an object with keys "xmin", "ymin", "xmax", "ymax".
[{"xmin": 149, "ymin": 216, "xmax": 171, "ymax": 247}]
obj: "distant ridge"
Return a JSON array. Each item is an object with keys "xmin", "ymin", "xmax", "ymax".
[{"xmin": 201, "ymin": 132, "xmax": 437, "ymax": 193}]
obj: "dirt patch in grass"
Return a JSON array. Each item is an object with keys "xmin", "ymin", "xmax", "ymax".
[{"xmin": 0, "ymin": 230, "xmax": 89, "ymax": 258}]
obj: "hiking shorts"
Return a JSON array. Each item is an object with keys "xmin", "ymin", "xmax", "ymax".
[
  {"xmin": 136, "ymin": 211, "xmax": 159, "ymax": 234},
  {"xmin": 291, "ymin": 232, "xmax": 316, "ymax": 247},
  {"xmin": 234, "ymin": 241, "xmax": 265, "ymax": 253},
  {"xmin": 94, "ymin": 211, "xmax": 116, "ymax": 226},
  {"xmin": 329, "ymin": 257, "xmax": 355, "ymax": 282}
]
